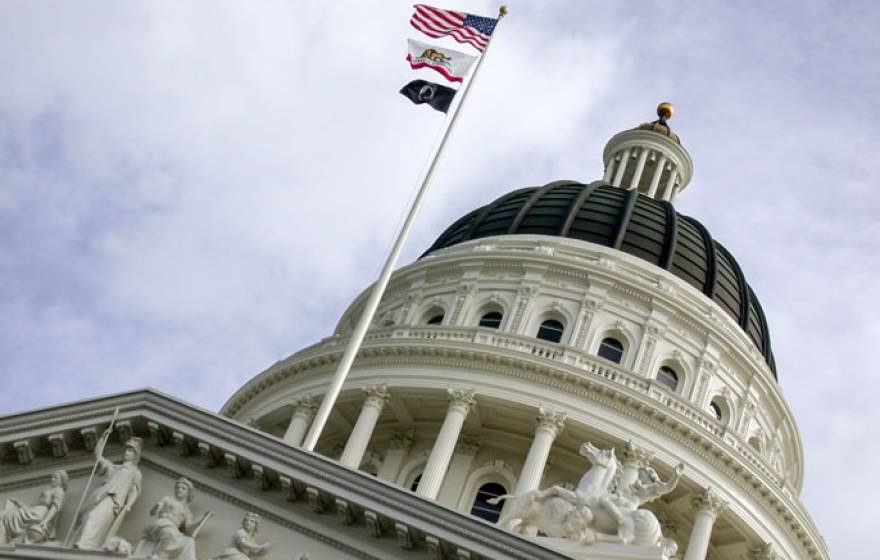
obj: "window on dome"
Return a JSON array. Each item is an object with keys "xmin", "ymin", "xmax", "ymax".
[
  {"xmin": 470, "ymin": 482, "xmax": 507, "ymax": 523},
  {"xmin": 479, "ymin": 311, "xmax": 503, "ymax": 329},
  {"xmin": 427, "ymin": 314, "xmax": 444, "ymax": 325},
  {"xmin": 598, "ymin": 337, "xmax": 624, "ymax": 363},
  {"xmin": 709, "ymin": 399, "xmax": 724, "ymax": 422},
  {"xmin": 409, "ymin": 474, "xmax": 422, "ymax": 492},
  {"xmin": 536, "ymin": 319, "xmax": 564, "ymax": 343},
  {"xmin": 656, "ymin": 366, "xmax": 679, "ymax": 392}
]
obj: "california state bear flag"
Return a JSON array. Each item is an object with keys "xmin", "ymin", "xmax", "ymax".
[{"xmin": 406, "ymin": 38, "xmax": 477, "ymax": 83}]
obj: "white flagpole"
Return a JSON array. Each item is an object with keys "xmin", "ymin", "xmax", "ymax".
[{"xmin": 302, "ymin": 6, "xmax": 509, "ymax": 452}]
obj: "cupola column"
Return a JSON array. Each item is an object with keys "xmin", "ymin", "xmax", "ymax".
[
  {"xmin": 339, "ymin": 385, "xmax": 390, "ymax": 468},
  {"xmin": 513, "ymin": 407, "xmax": 566, "ymax": 494},
  {"xmin": 378, "ymin": 429, "xmax": 414, "ymax": 482},
  {"xmin": 417, "ymin": 388, "xmax": 476, "ymax": 499},
  {"xmin": 647, "ymin": 155, "xmax": 667, "ymax": 198},
  {"xmin": 683, "ymin": 488, "xmax": 727, "ymax": 560},
  {"xmin": 661, "ymin": 170, "xmax": 679, "ymax": 202},
  {"xmin": 612, "ymin": 148, "xmax": 631, "ymax": 187},
  {"xmin": 282, "ymin": 395, "xmax": 319, "ymax": 446},
  {"xmin": 629, "ymin": 148, "xmax": 651, "ymax": 190}
]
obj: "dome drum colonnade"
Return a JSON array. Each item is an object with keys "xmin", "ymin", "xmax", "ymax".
[{"xmin": 221, "ymin": 107, "xmax": 828, "ymax": 560}]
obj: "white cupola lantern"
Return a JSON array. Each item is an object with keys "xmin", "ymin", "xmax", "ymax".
[{"xmin": 602, "ymin": 103, "xmax": 694, "ymax": 203}]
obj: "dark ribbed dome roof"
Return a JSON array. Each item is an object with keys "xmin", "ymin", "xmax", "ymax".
[{"xmin": 423, "ymin": 180, "xmax": 776, "ymax": 377}]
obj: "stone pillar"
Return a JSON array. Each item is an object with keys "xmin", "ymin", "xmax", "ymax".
[
  {"xmin": 661, "ymin": 170, "xmax": 679, "ymax": 201},
  {"xmin": 612, "ymin": 148, "xmax": 631, "ymax": 187},
  {"xmin": 683, "ymin": 488, "xmax": 726, "ymax": 560},
  {"xmin": 603, "ymin": 158, "xmax": 616, "ymax": 182},
  {"xmin": 437, "ymin": 436, "xmax": 482, "ymax": 507},
  {"xmin": 617, "ymin": 440, "xmax": 655, "ymax": 490},
  {"xmin": 340, "ymin": 385, "xmax": 390, "ymax": 468},
  {"xmin": 417, "ymin": 389, "xmax": 476, "ymax": 499},
  {"xmin": 378, "ymin": 429, "xmax": 414, "ymax": 482},
  {"xmin": 282, "ymin": 395, "xmax": 319, "ymax": 446},
  {"xmin": 513, "ymin": 408, "xmax": 566, "ymax": 495},
  {"xmin": 629, "ymin": 148, "xmax": 650, "ymax": 190},
  {"xmin": 647, "ymin": 155, "xmax": 668, "ymax": 198}
]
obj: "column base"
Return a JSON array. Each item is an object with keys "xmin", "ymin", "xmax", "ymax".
[{"xmin": 525, "ymin": 537, "xmax": 671, "ymax": 560}]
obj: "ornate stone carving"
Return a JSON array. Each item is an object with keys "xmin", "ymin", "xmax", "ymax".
[
  {"xmin": 426, "ymin": 535, "xmax": 443, "ymax": 560},
  {"xmin": 197, "ymin": 442, "xmax": 216, "ymax": 467},
  {"xmin": 173, "ymin": 432, "xmax": 191, "ymax": 457},
  {"xmin": 449, "ymin": 284, "xmax": 475, "ymax": 325},
  {"xmin": 335, "ymin": 499, "xmax": 356, "ymax": 525},
  {"xmin": 13, "ymin": 441, "xmax": 33, "ymax": 465},
  {"xmin": 211, "ymin": 513, "xmax": 273, "ymax": 560},
  {"xmin": 573, "ymin": 298, "xmax": 601, "ymax": 349},
  {"xmin": 455, "ymin": 436, "xmax": 482, "ymax": 456},
  {"xmin": 510, "ymin": 285, "xmax": 538, "ymax": 331},
  {"xmin": 291, "ymin": 395, "xmax": 319, "ymax": 420},
  {"xmin": 388, "ymin": 429, "xmax": 414, "ymax": 450},
  {"xmin": 148, "ymin": 422, "xmax": 168, "ymax": 447},
  {"xmin": 48, "ymin": 434, "xmax": 68, "ymax": 458},
  {"xmin": 364, "ymin": 510, "xmax": 383, "ymax": 537},
  {"xmin": 619, "ymin": 440, "xmax": 655, "ymax": 468},
  {"xmin": 447, "ymin": 388, "xmax": 476, "ymax": 414},
  {"xmin": 0, "ymin": 469, "xmax": 68, "ymax": 545},
  {"xmin": 536, "ymin": 407, "xmax": 567, "ymax": 437},
  {"xmin": 363, "ymin": 384, "xmax": 391, "ymax": 410},
  {"xmin": 136, "ymin": 477, "xmax": 212, "ymax": 560},
  {"xmin": 491, "ymin": 441, "xmax": 683, "ymax": 554},
  {"xmin": 251, "ymin": 465, "xmax": 271, "ymax": 491},
  {"xmin": 306, "ymin": 487, "xmax": 324, "ymax": 513},
  {"xmin": 224, "ymin": 453, "xmax": 242, "ymax": 479},
  {"xmin": 279, "ymin": 476, "xmax": 299, "ymax": 501},
  {"xmin": 116, "ymin": 420, "xmax": 133, "ymax": 445},
  {"xmin": 691, "ymin": 487, "xmax": 727, "ymax": 516},
  {"xmin": 395, "ymin": 522, "xmax": 413, "ymax": 550},
  {"xmin": 81, "ymin": 427, "xmax": 97, "ymax": 452},
  {"xmin": 70, "ymin": 435, "xmax": 143, "ymax": 550}
]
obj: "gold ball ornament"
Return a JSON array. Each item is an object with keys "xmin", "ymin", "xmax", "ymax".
[
  {"xmin": 657, "ymin": 102, "xmax": 675, "ymax": 120},
  {"xmin": 499, "ymin": 6, "xmax": 509, "ymax": 16}
]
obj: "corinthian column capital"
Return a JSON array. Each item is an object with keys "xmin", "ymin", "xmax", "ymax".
[
  {"xmin": 447, "ymin": 388, "xmax": 476, "ymax": 414},
  {"xmin": 290, "ymin": 395, "xmax": 319, "ymax": 419},
  {"xmin": 619, "ymin": 439, "xmax": 655, "ymax": 468},
  {"xmin": 536, "ymin": 407, "xmax": 567, "ymax": 437},
  {"xmin": 691, "ymin": 487, "xmax": 727, "ymax": 516},
  {"xmin": 363, "ymin": 385, "xmax": 391, "ymax": 410}
]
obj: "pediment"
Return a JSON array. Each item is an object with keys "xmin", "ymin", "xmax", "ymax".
[{"xmin": 0, "ymin": 390, "xmax": 566, "ymax": 560}]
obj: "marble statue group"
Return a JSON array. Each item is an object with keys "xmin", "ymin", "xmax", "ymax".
[
  {"xmin": 0, "ymin": 426, "xmax": 273, "ymax": 559},
  {"xmin": 489, "ymin": 441, "xmax": 683, "ymax": 556}
]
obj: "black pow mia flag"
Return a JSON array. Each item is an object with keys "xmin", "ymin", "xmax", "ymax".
[{"xmin": 399, "ymin": 79, "xmax": 456, "ymax": 113}]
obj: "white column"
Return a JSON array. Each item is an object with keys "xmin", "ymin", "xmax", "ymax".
[
  {"xmin": 647, "ymin": 155, "xmax": 667, "ymax": 198},
  {"xmin": 612, "ymin": 148, "xmax": 631, "ymax": 187},
  {"xmin": 628, "ymin": 148, "xmax": 651, "ymax": 191},
  {"xmin": 437, "ymin": 436, "xmax": 482, "ymax": 507},
  {"xmin": 339, "ymin": 385, "xmax": 390, "ymax": 468},
  {"xmin": 513, "ymin": 407, "xmax": 566, "ymax": 495},
  {"xmin": 417, "ymin": 388, "xmax": 476, "ymax": 499},
  {"xmin": 683, "ymin": 488, "xmax": 726, "ymax": 560},
  {"xmin": 603, "ymin": 157, "xmax": 616, "ymax": 182},
  {"xmin": 661, "ymin": 169, "xmax": 679, "ymax": 201},
  {"xmin": 282, "ymin": 395, "xmax": 319, "ymax": 446},
  {"xmin": 378, "ymin": 430, "xmax": 414, "ymax": 482}
]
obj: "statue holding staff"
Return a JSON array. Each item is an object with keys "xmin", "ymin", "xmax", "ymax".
[{"xmin": 69, "ymin": 431, "xmax": 143, "ymax": 550}]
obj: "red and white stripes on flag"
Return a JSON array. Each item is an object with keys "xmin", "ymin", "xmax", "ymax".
[{"xmin": 410, "ymin": 4, "xmax": 497, "ymax": 52}]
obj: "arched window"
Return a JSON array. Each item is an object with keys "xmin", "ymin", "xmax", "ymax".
[
  {"xmin": 470, "ymin": 482, "xmax": 507, "ymax": 523},
  {"xmin": 427, "ymin": 313, "xmax": 444, "ymax": 325},
  {"xmin": 536, "ymin": 319, "xmax": 564, "ymax": 343},
  {"xmin": 709, "ymin": 399, "xmax": 725, "ymax": 422},
  {"xmin": 478, "ymin": 311, "xmax": 503, "ymax": 329},
  {"xmin": 409, "ymin": 474, "xmax": 422, "ymax": 492},
  {"xmin": 598, "ymin": 337, "xmax": 624, "ymax": 363},
  {"xmin": 656, "ymin": 366, "xmax": 679, "ymax": 392}
]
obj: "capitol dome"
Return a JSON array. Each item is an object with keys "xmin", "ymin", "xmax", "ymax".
[{"xmin": 424, "ymin": 181, "xmax": 776, "ymax": 377}]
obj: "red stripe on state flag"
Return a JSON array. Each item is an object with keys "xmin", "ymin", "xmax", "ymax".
[{"xmin": 406, "ymin": 54, "xmax": 464, "ymax": 83}]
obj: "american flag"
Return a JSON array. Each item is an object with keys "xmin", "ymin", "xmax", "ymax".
[{"xmin": 410, "ymin": 4, "xmax": 498, "ymax": 52}]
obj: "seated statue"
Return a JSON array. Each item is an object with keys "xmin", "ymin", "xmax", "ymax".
[
  {"xmin": 212, "ymin": 513, "xmax": 273, "ymax": 560},
  {"xmin": 137, "ymin": 477, "xmax": 212, "ymax": 560},
  {"xmin": 0, "ymin": 470, "xmax": 68, "ymax": 545}
]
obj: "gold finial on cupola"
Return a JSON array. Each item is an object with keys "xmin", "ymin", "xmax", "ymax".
[{"xmin": 657, "ymin": 102, "xmax": 675, "ymax": 122}]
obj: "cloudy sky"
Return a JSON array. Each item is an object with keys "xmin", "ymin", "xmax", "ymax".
[{"xmin": 1, "ymin": 1, "xmax": 876, "ymax": 556}]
